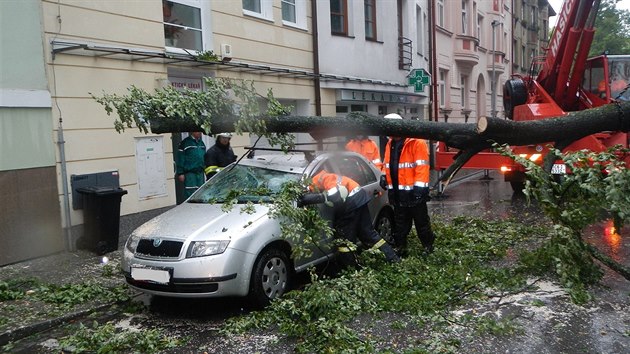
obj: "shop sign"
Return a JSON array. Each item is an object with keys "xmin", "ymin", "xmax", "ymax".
[{"xmin": 339, "ymin": 90, "xmax": 421, "ymax": 103}]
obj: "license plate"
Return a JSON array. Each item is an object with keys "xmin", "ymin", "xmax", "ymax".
[
  {"xmin": 551, "ymin": 163, "xmax": 566, "ymax": 174},
  {"xmin": 131, "ymin": 267, "xmax": 170, "ymax": 284}
]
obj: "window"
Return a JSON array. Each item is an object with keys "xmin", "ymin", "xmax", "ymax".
[
  {"xmin": 461, "ymin": 0, "xmax": 468, "ymax": 35},
  {"xmin": 282, "ymin": 0, "xmax": 307, "ymax": 28},
  {"xmin": 331, "ymin": 0, "xmax": 348, "ymax": 35},
  {"xmin": 364, "ymin": 0, "xmax": 376, "ymax": 40},
  {"xmin": 460, "ymin": 74, "xmax": 468, "ymax": 108},
  {"xmin": 351, "ymin": 104, "xmax": 367, "ymax": 112},
  {"xmin": 163, "ymin": 0, "xmax": 205, "ymax": 51},
  {"xmin": 437, "ymin": 0, "xmax": 444, "ymax": 27},
  {"xmin": 477, "ymin": 14, "xmax": 483, "ymax": 42},
  {"xmin": 439, "ymin": 70, "xmax": 447, "ymax": 108},
  {"xmin": 336, "ymin": 106, "xmax": 350, "ymax": 113},
  {"xmin": 416, "ymin": 6, "xmax": 423, "ymax": 55},
  {"xmin": 522, "ymin": 45, "xmax": 526, "ymax": 68},
  {"xmin": 243, "ymin": 0, "xmax": 273, "ymax": 20},
  {"xmin": 337, "ymin": 156, "xmax": 376, "ymax": 185},
  {"xmin": 282, "ymin": 0, "xmax": 296, "ymax": 22}
]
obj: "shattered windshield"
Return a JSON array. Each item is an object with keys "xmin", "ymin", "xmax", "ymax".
[{"xmin": 188, "ymin": 164, "xmax": 301, "ymax": 203}]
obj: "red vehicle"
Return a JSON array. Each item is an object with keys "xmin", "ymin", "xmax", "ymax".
[{"xmin": 435, "ymin": 0, "xmax": 630, "ymax": 191}]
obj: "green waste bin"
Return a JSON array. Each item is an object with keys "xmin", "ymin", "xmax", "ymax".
[{"xmin": 77, "ymin": 186, "xmax": 128, "ymax": 255}]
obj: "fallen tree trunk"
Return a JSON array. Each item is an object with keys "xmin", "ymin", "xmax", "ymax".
[
  {"xmin": 151, "ymin": 101, "xmax": 630, "ymax": 148},
  {"xmin": 150, "ymin": 101, "xmax": 630, "ymax": 182}
]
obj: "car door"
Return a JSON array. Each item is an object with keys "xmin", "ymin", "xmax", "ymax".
[{"xmin": 292, "ymin": 159, "xmax": 337, "ymax": 270}]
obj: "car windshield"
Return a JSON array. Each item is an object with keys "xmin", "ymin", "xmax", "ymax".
[{"xmin": 188, "ymin": 164, "xmax": 301, "ymax": 203}]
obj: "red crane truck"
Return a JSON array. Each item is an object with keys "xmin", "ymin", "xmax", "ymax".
[{"xmin": 434, "ymin": 0, "xmax": 630, "ymax": 191}]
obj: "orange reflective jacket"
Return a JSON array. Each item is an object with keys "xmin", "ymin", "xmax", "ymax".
[
  {"xmin": 310, "ymin": 170, "xmax": 360, "ymax": 195},
  {"xmin": 345, "ymin": 138, "xmax": 382, "ymax": 167},
  {"xmin": 382, "ymin": 138, "xmax": 430, "ymax": 190}
]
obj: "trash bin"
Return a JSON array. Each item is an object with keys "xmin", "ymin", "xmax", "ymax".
[{"xmin": 77, "ymin": 186, "xmax": 128, "ymax": 255}]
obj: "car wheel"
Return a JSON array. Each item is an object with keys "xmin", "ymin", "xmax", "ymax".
[
  {"xmin": 248, "ymin": 247, "xmax": 290, "ymax": 308},
  {"xmin": 375, "ymin": 209, "xmax": 395, "ymax": 246}
]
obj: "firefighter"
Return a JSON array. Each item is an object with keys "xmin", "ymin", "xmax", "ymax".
[
  {"xmin": 299, "ymin": 170, "xmax": 400, "ymax": 266},
  {"xmin": 204, "ymin": 132, "xmax": 237, "ymax": 179},
  {"xmin": 345, "ymin": 135, "xmax": 382, "ymax": 168},
  {"xmin": 381, "ymin": 113, "xmax": 435, "ymax": 256},
  {"xmin": 176, "ymin": 131, "xmax": 206, "ymax": 199}
]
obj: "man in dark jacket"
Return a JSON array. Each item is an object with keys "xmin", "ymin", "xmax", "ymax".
[
  {"xmin": 204, "ymin": 133, "xmax": 237, "ymax": 179},
  {"xmin": 300, "ymin": 170, "xmax": 400, "ymax": 266},
  {"xmin": 176, "ymin": 131, "xmax": 206, "ymax": 199}
]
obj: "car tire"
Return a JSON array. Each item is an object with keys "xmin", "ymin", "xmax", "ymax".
[
  {"xmin": 375, "ymin": 209, "xmax": 395, "ymax": 246},
  {"xmin": 248, "ymin": 247, "xmax": 290, "ymax": 308}
]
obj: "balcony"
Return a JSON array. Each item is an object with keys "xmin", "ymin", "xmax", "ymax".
[
  {"xmin": 399, "ymin": 36, "xmax": 412, "ymax": 70},
  {"xmin": 454, "ymin": 35, "xmax": 480, "ymax": 70},
  {"xmin": 486, "ymin": 51, "xmax": 506, "ymax": 75}
]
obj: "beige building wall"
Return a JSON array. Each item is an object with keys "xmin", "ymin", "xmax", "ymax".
[
  {"xmin": 43, "ymin": 0, "xmax": 318, "ymax": 233},
  {"xmin": 42, "ymin": 0, "xmax": 175, "ymax": 228},
  {"xmin": 209, "ymin": 0, "xmax": 317, "ymax": 149}
]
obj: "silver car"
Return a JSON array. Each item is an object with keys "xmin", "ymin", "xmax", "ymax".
[{"xmin": 122, "ymin": 151, "xmax": 394, "ymax": 307}]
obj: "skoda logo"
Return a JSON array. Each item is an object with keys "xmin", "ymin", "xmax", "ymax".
[{"xmin": 152, "ymin": 238, "xmax": 163, "ymax": 247}]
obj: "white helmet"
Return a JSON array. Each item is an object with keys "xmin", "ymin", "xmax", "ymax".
[
  {"xmin": 384, "ymin": 113, "xmax": 403, "ymax": 119},
  {"xmin": 217, "ymin": 132, "xmax": 232, "ymax": 138}
]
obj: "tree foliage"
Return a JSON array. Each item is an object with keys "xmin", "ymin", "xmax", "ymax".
[
  {"xmin": 590, "ymin": 0, "xmax": 630, "ymax": 56},
  {"xmin": 499, "ymin": 144, "xmax": 630, "ymax": 299},
  {"xmin": 91, "ymin": 77, "xmax": 295, "ymax": 149}
]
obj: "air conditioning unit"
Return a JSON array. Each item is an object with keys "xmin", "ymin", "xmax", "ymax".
[{"xmin": 221, "ymin": 43, "xmax": 233, "ymax": 58}]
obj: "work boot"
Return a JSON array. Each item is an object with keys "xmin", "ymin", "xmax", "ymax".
[{"xmin": 394, "ymin": 237, "xmax": 409, "ymax": 258}]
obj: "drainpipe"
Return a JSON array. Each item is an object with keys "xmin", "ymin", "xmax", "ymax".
[
  {"xmin": 428, "ymin": 0, "xmax": 438, "ymax": 173},
  {"xmin": 57, "ymin": 118, "xmax": 74, "ymax": 251},
  {"xmin": 311, "ymin": 0, "xmax": 323, "ymax": 149},
  {"xmin": 311, "ymin": 0, "xmax": 322, "ymax": 117},
  {"xmin": 431, "ymin": 0, "xmax": 438, "ymax": 123}
]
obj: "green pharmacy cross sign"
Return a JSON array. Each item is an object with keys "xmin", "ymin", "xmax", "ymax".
[{"xmin": 408, "ymin": 68, "xmax": 431, "ymax": 93}]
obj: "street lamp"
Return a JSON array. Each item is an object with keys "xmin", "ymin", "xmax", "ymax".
[{"xmin": 491, "ymin": 20, "xmax": 500, "ymax": 118}]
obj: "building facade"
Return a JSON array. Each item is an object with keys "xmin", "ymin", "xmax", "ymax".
[{"xmin": 511, "ymin": 0, "xmax": 555, "ymax": 76}]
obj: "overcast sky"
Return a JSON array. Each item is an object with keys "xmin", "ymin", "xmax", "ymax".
[{"xmin": 547, "ymin": 0, "xmax": 630, "ymax": 27}]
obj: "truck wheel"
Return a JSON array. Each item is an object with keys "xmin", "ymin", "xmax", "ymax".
[
  {"xmin": 503, "ymin": 79, "xmax": 528, "ymax": 119},
  {"xmin": 248, "ymin": 247, "xmax": 290, "ymax": 308}
]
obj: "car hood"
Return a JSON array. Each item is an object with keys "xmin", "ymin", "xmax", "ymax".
[{"xmin": 131, "ymin": 202, "xmax": 270, "ymax": 242}]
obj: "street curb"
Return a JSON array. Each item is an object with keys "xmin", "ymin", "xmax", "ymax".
[{"xmin": 0, "ymin": 302, "xmax": 114, "ymax": 346}]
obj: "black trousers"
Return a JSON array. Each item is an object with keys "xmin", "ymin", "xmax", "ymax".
[
  {"xmin": 393, "ymin": 202, "xmax": 434, "ymax": 251},
  {"xmin": 337, "ymin": 206, "xmax": 381, "ymax": 245}
]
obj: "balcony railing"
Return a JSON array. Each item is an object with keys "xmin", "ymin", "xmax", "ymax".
[{"xmin": 399, "ymin": 36, "xmax": 412, "ymax": 70}]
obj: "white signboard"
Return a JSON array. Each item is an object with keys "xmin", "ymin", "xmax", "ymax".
[{"xmin": 135, "ymin": 136, "xmax": 167, "ymax": 199}]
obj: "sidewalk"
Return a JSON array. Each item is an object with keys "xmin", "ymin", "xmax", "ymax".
[{"xmin": 0, "ymin": 249, "xmax": 127, "ymax": 347}]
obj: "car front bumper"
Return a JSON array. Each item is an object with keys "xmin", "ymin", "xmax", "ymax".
[{"xmin": 122, "ymin": 247, "xmax": 256, "ymax": 298}]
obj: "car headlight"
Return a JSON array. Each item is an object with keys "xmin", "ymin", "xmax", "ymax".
[
  {"xmin": 187, "ymin": 240, "xmax": 230, "ymax": 258},
  {"xmin": 125, "ymin": 234, "xmax": 140, "ymax": 253}
]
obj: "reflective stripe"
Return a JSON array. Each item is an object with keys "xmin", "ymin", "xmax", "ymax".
[
  {"xmin": 371, "ymin": 239, "xmax": 386, "ymax": 250},
  {"xmin": 416, "ymin": 159, "xmax": 428, "ymax": 166},
  {"xmin": 387, "ymin": 182, "xmax": 429, "ymax": 191},
  {"xmin": 372, "ymin": 158, "xmax": 381, "ymax": 164},
  {"xmin": 338, "ymin": 246, "xmax": 352, "ymax": 253},
  {"xmin": 348, "ymin": 186, "xmax": 361, "ymax": 197},
  {"xmin": 326, "ymin": 186, "xmax": 339, "ymax": 196},
  {"xmin": 204, "ymin": 165, "xmax": 220, "ymax": 174}
]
